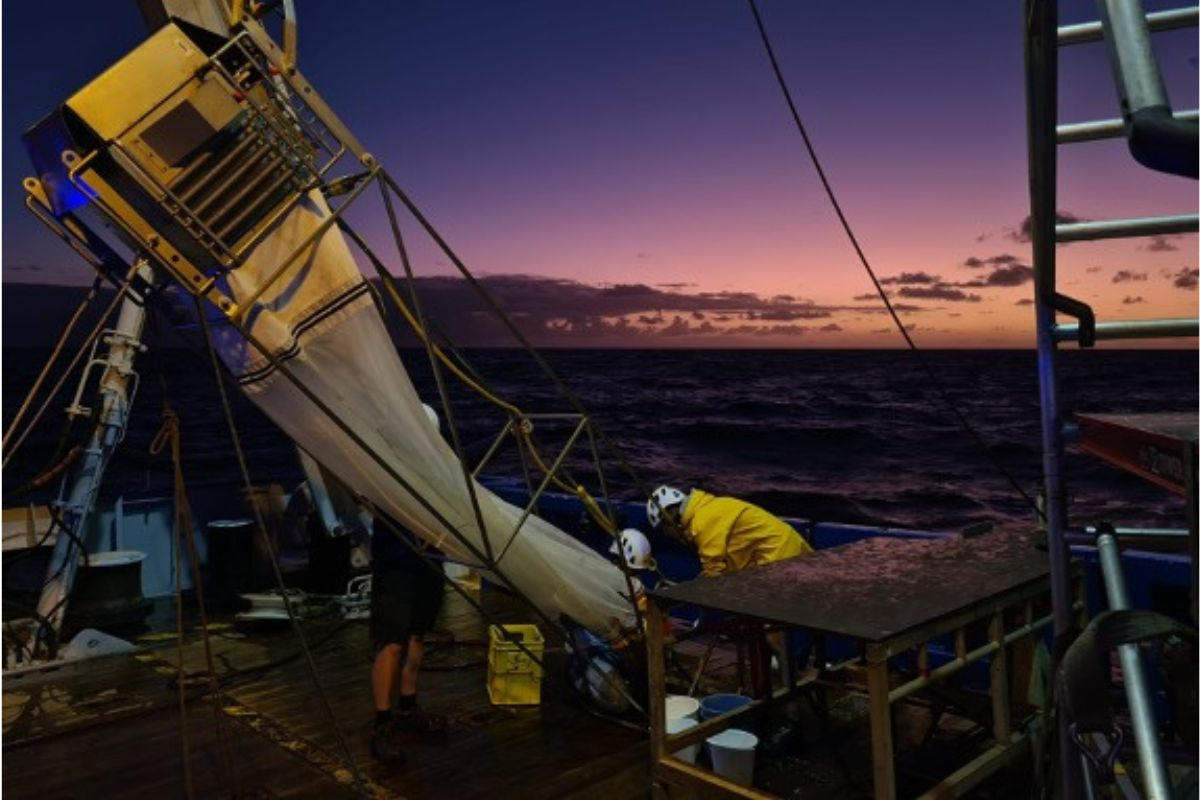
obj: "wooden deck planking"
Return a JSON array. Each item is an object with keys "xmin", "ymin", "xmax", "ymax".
[{"xmin": 3, "ymin": 584, "xmax": 649, "ymax": 800}]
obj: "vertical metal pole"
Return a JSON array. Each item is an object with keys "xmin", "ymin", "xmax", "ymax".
[
  {"xmin": 33, "ymin": 260, "xmax": 156, "ymax": 657},
  {"xmin": 1095, "ymin": 533, "xmax": 1173, "ymax": 800},
  {"xmin": 1183, "ymin": 442, "xmax": 1197, "ymax": 622},
  {"xmin": 866, "ymin": 647, "xmax": 896, "ymax": 800},
  {"xmin": 1024, "ymin": 2, "xmax": 1083, "ymax": 796},
  {"xmin": 1095, "ymin": 0, "xmax": 1171, "ymax": 115}
]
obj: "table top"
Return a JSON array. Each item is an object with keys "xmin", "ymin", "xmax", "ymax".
[{"xmin": 650, "ymin": 531, "xmax": 1053, "ymax": 643}]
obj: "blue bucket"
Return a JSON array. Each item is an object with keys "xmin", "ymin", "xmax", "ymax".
[{"xmin": 699, "ymin": 693, "xmax": 752, "ymax": 721}]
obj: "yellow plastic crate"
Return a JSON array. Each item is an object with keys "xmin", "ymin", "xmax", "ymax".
[{"xmin": 487, "ymin": 624, "xmax": 544, "ymax": 705}]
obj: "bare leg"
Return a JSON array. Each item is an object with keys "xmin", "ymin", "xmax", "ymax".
[
  {"xmin": 373, "ymin": 642, "xmax": 403, "ymax": 712},
  {"xmin": 399, "ymin": 635, "xmax": 424, "ymax": 697}
]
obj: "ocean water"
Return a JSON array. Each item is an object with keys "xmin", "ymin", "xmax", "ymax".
[{"xmin": 3, "ymin": 347, "xmax": 1195, "ymax": 533}]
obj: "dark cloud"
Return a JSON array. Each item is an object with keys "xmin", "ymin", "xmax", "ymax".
[
  {"xmin": 1112, "ymin": 270, "xmax": 1148, "ymax": 283},
  {"xmin": 1173, "ymin": 268, "xmax": 1199, "ymax": 290},
  {"xmin": 880, "ymin": 271, "xmax": 939, "ymax": 285},
  {"xmin": 898, "ymin": 286, "xmax": 983, "ymax": 302},
  {"xmin": 757, "ymin": 324, "xmax": 809, "ymax": 336},
  {"xmin": 1122, "ymin": 296, "xmax": 1145, "ymax": 304},
  {"xmin": 852, "ymin": 293, "xmax": 878, "ymax": 301},
  {"xmin": 601, "ymin": 283, "xmax": 658, "ymax": 297},
  {"xmin": 965, "ymin": 253, "xmax": 1021, "ymax": 269},
  {"xmin": 959, "ymin": 263, "xmax": 1034, "ymax": 288},
  {"xmin": 635, "ymin": 252, "xmax": 651, "ymax": 260},
  {"xmin": 655, "ymin": 282, "xmax": 693, "ymax": 290},
  {"xmin": 1008, "ymin": 210, "xmax": 1086, "ymax": 243},
  {"xmin": 1140, "ymin": 235, "xmax": 1180, "ymax": 253},
  {"xmin": 698, "ymin": 290, "xmax": 760, "ymax": 304},
  {"xmin": 363, "ymin": 273, "xmax": 953, "ymax": 345},
  {"xmin": 755, "ymin": 308, "xmax": 832, "ymax": 321},
  {"xmin": 1086, "ymin": 266, "xmax": 1103, "ymax": 274},
  {"xmin": 1015, "ymin": 298, "xmax": 1034, "ymax": 306},
  {"xmin": 660, "ymin": 315, "xmax": 693, "ymax": 336}
]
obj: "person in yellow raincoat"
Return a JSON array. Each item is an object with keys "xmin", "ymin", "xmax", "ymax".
[{"xmin": 646, "ymin": 485, "xmax": 813, "ymax": 577}]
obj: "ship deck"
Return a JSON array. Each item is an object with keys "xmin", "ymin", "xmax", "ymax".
[
  {"xmin": 3, "ymin": 576, "xmax": 1040, "ymax": 799},
  {"xmin": 2, "ymin": 584, "xmax": 647, "ymax": 800}
]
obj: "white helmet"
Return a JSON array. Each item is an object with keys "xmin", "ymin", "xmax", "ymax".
[
  {"xmin": 647, "ymin": 485, "xmax": 687, "ymax": 529},
  {"xmin": 608, "ymin": 528, "xmax": 654, "ymax": 569}
]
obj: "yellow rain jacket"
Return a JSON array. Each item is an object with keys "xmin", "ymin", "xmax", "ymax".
[{"xmin": 680, "ymin": 489, "xmax": 813, "ymax": 577}]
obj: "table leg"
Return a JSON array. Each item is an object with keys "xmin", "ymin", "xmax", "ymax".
[
  {"xmin": 647, "ymin": 601, "xmax": 666, "ymax": 764},
  {"xmin": 989, "ymin": 612, "xmax": 1011, "ymax": 742},
  {"xmin": 866, "ymin": 653, "xmax": 896, "ymax": 800}
]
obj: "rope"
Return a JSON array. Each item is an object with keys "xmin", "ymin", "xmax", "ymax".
[
  {"xmin": 341, "ymin": 208, "xmax": 643, "ymax": 630},
  {"xmin": 381, "ymin": 170, "xmax": 657, "ymax": 504},
  {"xmin": 341, "ymin": 219, "xmax": 614, "ymax": 524},
  {"xmin": 193, "ymin": 296, "xmax": 371, "ymax": 798},
  {"xmin": 2, "ymin": 276, "xmax": 102, "ymax": 451},
  {"xmin": 149, "ymin": 406, "xmax": 241, "ymax": 797},
  {"xmin": 154, "ymin": 410, "xmax": 195, "ymax": 800},
  {"xmin": 3, "ymin": 273, "xmax": 134, "ymax": 470},
  {"xmin": 746, "ymin": 0, "xmax": 1041, "ymax": 517}
]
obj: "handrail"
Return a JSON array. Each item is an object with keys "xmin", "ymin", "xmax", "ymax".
[
  {"xmin": 1055, "ymin": 317, "xmax": 1199, "ymax": 342},
  {"xmin": 1056, "ymin": 213, "xmax": 1199, "ymax": 242},
  {"xmin": 1057, "ymin": 6, "xmax": 1198, "ymax": 45},
  {"xmin": 1057, "ymin": 109, "xmax": 1198, "ymax": 143}
]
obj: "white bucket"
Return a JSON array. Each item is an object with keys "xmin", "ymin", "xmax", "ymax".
[
  {"xmin": 666, "ymin": 716, "xmax": 699, "ymax": 764},
  {"xmin": 706, "ymin": 728, "xmax": 758, "ymax": 787},
  {"xmin": 665, "ymin": 694, "xmax": 700, "ymax": 722}
]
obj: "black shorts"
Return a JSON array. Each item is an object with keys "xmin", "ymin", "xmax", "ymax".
[{"xmin": 370, "ymin": 564, "xmax": 446, "ymax": 651}]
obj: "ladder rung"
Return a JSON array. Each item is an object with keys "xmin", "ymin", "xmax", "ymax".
[
  {"xmin": 1057, "ymin": 110, "xmax": 1200, "ymax": 143},
  {"xmin": 1055, "ymin": 317, "xmax": 1200, "ymax": 342},
  {"xmin": 1056, "ymin": 214, "xmax": 1198, "ymax": 242},
  {"xmin": 1058, "ymin": 7, "xmax": 1199, "ymax": 46}
]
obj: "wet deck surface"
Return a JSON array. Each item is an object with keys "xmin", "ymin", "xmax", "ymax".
[
  {"xmin": 652, "ymin": 530, "xmax": 1051, "ymax": 641},
  {"xmin": 4, "ymin": 553, "xmax": 1044, "ymax": 799},
  {"xmin": 2, "ymin": 585, "xmax": 647, "ymax": 799}
]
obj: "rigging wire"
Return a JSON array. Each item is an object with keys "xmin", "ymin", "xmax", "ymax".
[
  {"xmin": 148, "ymin": 388, "xmax": 242, "ymax": 796},
  {"xmin": 2, "ymin": 275, "xmax": 103, "ymax": 451},
  {"xmin": 2, "ymin": 270, "xmax": 135, "ymax": 470},
  {"xmin": 338, "ymin": 210, "xmax": 647, "ymax": 633},
  {"xmin": 745, "ymin": 0, "xmax": 1041, "ymax": 518},
  {"xmin": 193, "ymin": 295, "xmax": 371, "ymax": 798}
]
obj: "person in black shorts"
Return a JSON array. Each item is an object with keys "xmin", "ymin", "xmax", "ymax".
[{"xmin": 369, "ymin": 514, "xmax": 448, "ymax": 764}]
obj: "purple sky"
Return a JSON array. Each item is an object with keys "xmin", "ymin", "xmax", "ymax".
[{"xmin": 3, "ymin": 1, "xmax": 1196, "ymax": 347}]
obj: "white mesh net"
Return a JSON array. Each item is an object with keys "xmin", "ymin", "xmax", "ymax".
[{"xmin": 210, "ymin": 191, "xmax": 636, "ymax": 641}]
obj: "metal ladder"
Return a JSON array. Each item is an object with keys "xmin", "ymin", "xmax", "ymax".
[{"xmin": 1025, "ymin": 1, "xmax": 1198, "ymax": 798}]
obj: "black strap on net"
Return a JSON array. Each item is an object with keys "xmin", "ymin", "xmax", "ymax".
[{"xmin": 1056, "ymin": 608, "xmax": 1197, "ymax": 784}]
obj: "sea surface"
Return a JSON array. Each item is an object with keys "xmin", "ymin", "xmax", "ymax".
[{"xmin": 3, "ymin": 347, "xmax": 1196, "ymax": 533}]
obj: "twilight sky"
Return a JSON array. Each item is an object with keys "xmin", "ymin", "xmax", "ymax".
[{"xmin": 2, "ymin": 1, "xmax": 1196, "ymax": 347}]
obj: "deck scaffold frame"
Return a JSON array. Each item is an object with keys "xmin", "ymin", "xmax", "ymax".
[{"xmin": 1024, "ymin": 1, "xmax": 1198, "ymax": 797}]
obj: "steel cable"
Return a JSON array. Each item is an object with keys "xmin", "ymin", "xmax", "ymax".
[{"xmin": 746, "ymin": 0, "xmax": 1041, "ymax": 517}]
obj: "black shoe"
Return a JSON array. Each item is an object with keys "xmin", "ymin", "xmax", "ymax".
[
  {"xmin": 370, "ymin": 724, "xmax": 407, "ymax": 764},
  {"xmin": 759, "ymin": 720, "xmax": 803, "ymax": 758},
  {"xmin": 392, "ymin": 707, "xmax": 448, "ymax": 737}
]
